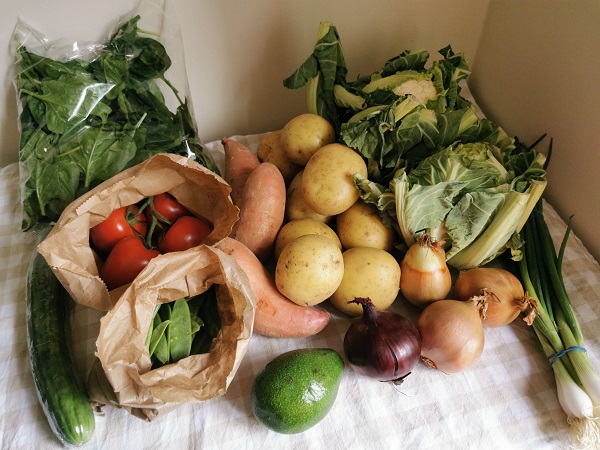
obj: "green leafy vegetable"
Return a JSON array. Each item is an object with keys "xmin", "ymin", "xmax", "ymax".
[
  {"xmin": 15, "ymin": 14, "xmax": 218, "ymax": 230},
  {"xmin": 283, "ymin": 22, "xmax": 348, "ymax": 132},
  {"xmin": 356, "ymin": 141, "xmax": 547, "ymax": 269}
]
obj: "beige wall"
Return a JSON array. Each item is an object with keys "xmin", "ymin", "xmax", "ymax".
[
  {"xmin": 469, "ymin": 0, "xmax": 600, "ymax": 263},
  {"xmin": 178, "ymin": 0, "xmax": 489, "ymax": 144},
  {"xmin": 0, "ymin": 0, "xmax": 488, "ymax": 166}
]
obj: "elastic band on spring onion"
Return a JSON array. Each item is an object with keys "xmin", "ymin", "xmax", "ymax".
[{"xmin": 548, "ymin": 346, "xmax": 587, "ymax": 365}]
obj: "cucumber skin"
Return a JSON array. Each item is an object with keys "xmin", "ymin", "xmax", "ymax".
[{"xmin": 26, "ymin": 228, "xmax": 95, "ymax": 446}]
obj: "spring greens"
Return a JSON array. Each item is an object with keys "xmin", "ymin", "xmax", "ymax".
[
  {"xmin": 15, "ymin": 15, "xmax": 217, "ymax": 231},
  {"xmin": 283, "ymin": 22, "xmax": 513, "ymax": 184}
]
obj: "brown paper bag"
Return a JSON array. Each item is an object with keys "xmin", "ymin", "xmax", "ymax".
[
  {"xmin": 88, "ymin": 244, "xmax": 255, "ymax": 420},
  {"xmin": 38, "ymin": 153, "xmax": 239, "ymax": 311}
]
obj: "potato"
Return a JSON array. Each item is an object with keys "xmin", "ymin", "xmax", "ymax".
[
  {"xmin": 256, "ymin": 130, "xmax": 302, "ymax": 185},
  {"xmin": 281, "ymin": 113, "xmax": 335, "ymax": 165},
  {"xmin": 301, "ymin": 143, "xmax": 368, "ymax": 216},
  {"xmin": 330, "ymin": 247, "xmax": 401, "ymax": 316},
  {"xmin": 285, "ymin": 170, "xmax": 332, "ymax": 224},
  {"xmin": 275, "ymin": 234, "xmax": 344, "ymax": 306},
  {"xmin": 336, "ymin": 199, "xmax": 396, "ymax": 251},
  {"xmin": 274, "ymin": 218, "xmax": 342, "ymax": 260}
]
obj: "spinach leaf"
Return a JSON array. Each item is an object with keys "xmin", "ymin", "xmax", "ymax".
[
  {"xmin": 15, "ymin": 13, "xmax": 217, "ymax": 230},
  {"xmin": 20, "ymin": 75, "xmax": 114, "ymax": 134},
  {"xmin": 69, "ymin": 124, "xmax": 139, "ymax": 188},
  {"xmin": 130, "ymin": 37, "xmax": 172, "ymax": 80},
  {"xmin": 26, "ymin": 156, "xmax": 81, "ymax": 223}
]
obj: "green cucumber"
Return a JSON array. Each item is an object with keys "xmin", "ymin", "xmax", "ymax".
[{"xmin": 26, "ymin": 226, "xmax": 95, "ymax": 446}]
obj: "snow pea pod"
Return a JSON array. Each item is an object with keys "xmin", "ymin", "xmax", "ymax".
[
  {"xmin": 153, "ymin": 309, "xmax": 170, "ymax": 365},
  {"xmin": 145, "ymin": 286, "xmax": 221, "ymax": 368},
  {"xmin": 148, "ymin": 319, "xmax": 170, "ymax": 357},
  {"xmin": 169, "ymin": 299, "xmax": 192, "ymax": 362}
]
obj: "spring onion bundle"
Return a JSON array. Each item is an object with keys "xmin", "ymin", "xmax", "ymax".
[{"xmin": 519, "ymin": 202, "xmax": 600, "ymax": 447}]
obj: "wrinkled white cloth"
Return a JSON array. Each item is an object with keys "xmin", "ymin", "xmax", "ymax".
[{"xmin": 1, "ymin": 134, "xmax": 599, "ymax": 450}]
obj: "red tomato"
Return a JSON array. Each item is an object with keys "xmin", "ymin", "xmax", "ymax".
[
  {"xmin": 145, "ymin": 193, "xmax": 191, "ymax": 225},
  {"xmin": 158, "ymin": 216, "xmax": 212, "ymax": 253},
  {"xmin": 90, "ymin": 205, "xmax": 147, "ymax": 253},
  {"xmin": 100, "ymin": 236, "xmax": 161, "ymax": 290}
]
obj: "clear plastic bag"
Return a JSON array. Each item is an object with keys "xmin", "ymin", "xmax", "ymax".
[{"xmin": 12, "ymin": 0, "xmax": 217, "ymax": 231}]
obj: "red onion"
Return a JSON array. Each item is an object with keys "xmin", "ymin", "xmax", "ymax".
[{"xmin": 343, "ymin": 297, "xmax": 421, "ymax": 384}]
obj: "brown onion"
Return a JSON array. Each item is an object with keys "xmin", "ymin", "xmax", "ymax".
[
  {"xmin": 400, "ymin": 234, "xmax": 452, "ymax": 308},
  {"xmin": 453, "ymin": 267, "xmax": 533, "ymax": 327},
  {"xmin": 417, "ymin": 298, "xmax": 486, "ymax": 373},
  {"xmin": 343, "ymin": 297, "xmax": 421, "ymax": 384}
]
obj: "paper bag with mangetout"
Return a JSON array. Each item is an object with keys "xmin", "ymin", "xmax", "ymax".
[{"xmin": 87, "ymin": 243, "xmax": 256, "ymax": 421}]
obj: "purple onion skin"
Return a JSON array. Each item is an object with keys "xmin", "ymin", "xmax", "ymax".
[{"xmin": 343, "ymin": 298, "xmax": 421, "ymax": 383}]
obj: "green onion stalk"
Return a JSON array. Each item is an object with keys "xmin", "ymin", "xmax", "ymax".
[{"xmin": 519, "ymin": 202, "xmax": 600, "ymax": 448}]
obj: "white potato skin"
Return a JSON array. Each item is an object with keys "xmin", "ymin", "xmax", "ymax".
[
  {"xmin": 274, "ymin": 218, "xmax": 342, "ymax": 261},
  {"xmin": 301, "ymin": 143, "xmax": 368, "ymax": 216},
  {"xmin": 256, "ymin": 130, "xmax": 302, "ymax": 185},
  {"xmin": 285, "ymin": 170, "xmax": 332, "ymax": 224},
  {"xmin": 281, "ymin": 113, "xmax": 335, "ymax": 165},
  {"xmin": 275, "ymin": 234, "xmax": 344, "ymax": 306},
  {"xmin": 336, "ymin": 199, "xmax": 396, "ymax": 251},
  {"xmin": 330, "ymin": 247, "xmax": 401, "ymax": 316}
]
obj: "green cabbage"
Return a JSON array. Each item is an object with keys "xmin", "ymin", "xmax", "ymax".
[{"xmin": 356, "ymin": 142, "xmax": 547, "ymax": 269}]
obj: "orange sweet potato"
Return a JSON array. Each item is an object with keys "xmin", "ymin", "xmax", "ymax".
[
  {"xmin": 232, "ymin": 162, "xmax": 286, "ymax": 263},
  {"xmin": 222, "ymin": 137, "xmax": 260, "ymax": 205},
  {"xmin": 216, "ymin": 237, "xmax": 330, "ymax": 338}
]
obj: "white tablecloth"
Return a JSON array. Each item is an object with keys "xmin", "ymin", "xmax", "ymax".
[{"xmin": 1, "ymin": 134, "xmax": 599, "ymax": 450}]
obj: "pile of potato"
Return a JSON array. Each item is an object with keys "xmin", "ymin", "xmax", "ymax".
[{"xmin": 258, "ymin": 113, "xmax": 401, "ymax": 317}]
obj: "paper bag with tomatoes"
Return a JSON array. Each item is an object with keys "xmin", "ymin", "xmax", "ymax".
[
  {"xmin": 87, "ymin": 243, "xmax": 255, "ymax": 420},
  {"xmin": 38, "ymin": 153, "xmax": 239, "ymax": 310}
]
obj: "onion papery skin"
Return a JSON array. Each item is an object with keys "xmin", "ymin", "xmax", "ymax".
[
  {"xmin": 400, "ymin": 234, "xmax": 451, "ymax": 308},
  {"xmin": 343, "ymin": 298, "xmax": 421, "ymax": 383},
  {"xmin": 417, "ymin": 299, "xmax": 486, "ymax": 373},
  {"xmin": 453, "ymin": 267, "xmax": 531, "ymax": 327}
]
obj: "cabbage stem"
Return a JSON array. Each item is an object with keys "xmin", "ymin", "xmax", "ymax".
[{"xmin": 448, "ymin": 191, "xmax": 528, "ymax": 269}]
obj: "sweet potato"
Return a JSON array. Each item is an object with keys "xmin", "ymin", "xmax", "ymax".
[
  {"xmin": 222, "ymin": 137, "xmax": 260, "ymax": 205},
  {"xmin": 232, "ymin": 162, "xmax": 286, "ymax": 263},
  {"xmin": 216, "ymin": 237, "xmax": 330, "ymax": 338}
]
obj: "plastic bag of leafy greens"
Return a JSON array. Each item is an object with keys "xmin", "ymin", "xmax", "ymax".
[{"xmin": 12, "ymin": 0, "xmax": 217, "ymax": 232}]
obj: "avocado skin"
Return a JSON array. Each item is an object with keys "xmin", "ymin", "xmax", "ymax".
[{"xmin": 251, "ymin": 348, "xmax": 345, "ymax": 434}]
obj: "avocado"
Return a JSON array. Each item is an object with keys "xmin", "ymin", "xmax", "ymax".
[{"xmin": 251, "ymin": 348, "xmax": 345, "ymax": 434}]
